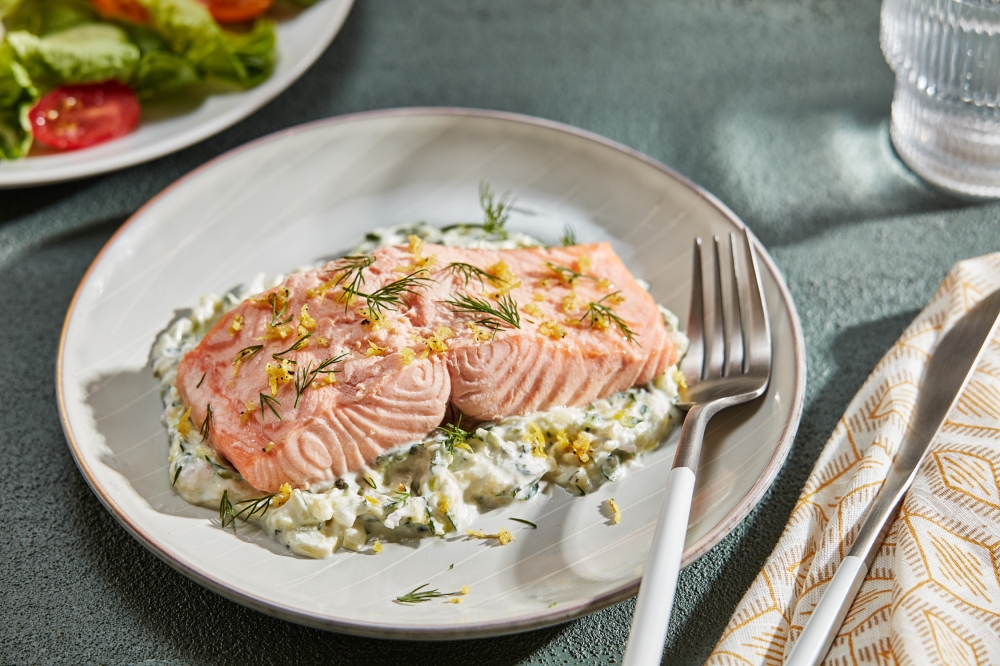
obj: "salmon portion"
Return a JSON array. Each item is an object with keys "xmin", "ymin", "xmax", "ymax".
[{"xmin": 176, "ymin": 241, "xmax": 676, "ymax": 491}]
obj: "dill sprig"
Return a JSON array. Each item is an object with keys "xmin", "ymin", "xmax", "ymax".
[
  {"xmin": 545, "ymin": 261, "xmax": 596, "ymax": 285},
  {"xmin": 293, "ymin": 353, "xmax": 348, "ymax": 407},
  {"xmin": 560, "ymin": 224, "xmax": 577, "ymax": 247},
  {"xmin": 199, "ymin": 404, "xmax": 213, "ymax": 439},
  {"xmin": 480, "ymin": 182, "xmax": 513, "ymax": 237},
  {"xmin": 273, "ymin": 333, "xmax": 312, "ymax": 361},
  {"xmin": 345, "ymin": 271, "xmax": 434, "ymax": 318},
  {"xmin": 446, "ymin": 262, "xmax": 503, "ymax": 289},
  {"xmin": 580, "ymin": 293, "xmax": 638, "ymax": 344},
  {"xmin": 510, "ymin": 517, "xmax": 538, "ymax": 528},
  {"xmin": 171, "ymin": 465, "xmax": 182, "ymax": 487},
  {"xmin": 437, "ymin": 416, "xmax": 473, "ymax": 454},
  {"xmin": 234, "ymin": 344, "xmax": 263, "ymax": 365},
  {"xmin": 267, "ymin": 291, "xmax": 293, "ymax": 327},
  {"xmin": 387, "ymin": 490, "xmax": 410, "ymax": 510},
  {"xmin": 235, "ymin": 493, "xmax": 277, "ymax": 522},
  {"xmin": 441, "ymin": 293, "xmax": 520, "ymax": 332},
  {"xmin": 259, "ymin": 392, "xmax": 282, "ymax": 422},
  {"xmin": 196, "ymin": 372, "xmax": 206, "ymax": 389},
  {"xmin": 329, "ymin": 255, "xmax": 375, "ymax": 301},
  {"xmin": 363, "ymin": 476, "xmax": 377, "ymax": 489},
  {"xmin": 219, "ymin": 490, "xmax": 237, "ymax": 532},
  {"xmin": 441, "ymin": 181, "xmax": 513, "ymax": 239},
  {"xmin": 219, "ymin": 490, "xmax": 276, "ymax": 533},
  {"xmin": 395, "ymin": 583, "xmax": 462, "ymax": 604}
]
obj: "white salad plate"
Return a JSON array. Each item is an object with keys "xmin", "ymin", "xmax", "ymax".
[
  {"xmin": 0, "ymin": 0, "xmax": 354, "ymax": 189},
  {"xmin": 57, "ymin": 108, "xmax": 806, "ymax": 640}
]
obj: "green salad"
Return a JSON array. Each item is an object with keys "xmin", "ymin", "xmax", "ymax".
[{"xmin": 0, "ymin": 0, "xmax": 288, "ymax": 159}]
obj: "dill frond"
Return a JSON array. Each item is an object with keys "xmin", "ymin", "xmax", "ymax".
[
  {"xmin": 196, "ymin": 372, "xmax": 206, "ymax": 389},
  {"xmin": 199, "ymin": 404, "xmax": 213, "ymax": 440},
  {"xmin": 273, "ymin": 333, "xmax": 312, "ymax": 360},
  {"xmin": 345, "ymin": 271, "xmax": 434, "ymax": 318},
  {"xmin": 235, "ymin": 493, "xmax": 277, "ymax": 522},
  {"xmin": 560, "ymin": 224, "xmax": 577, "ymax": 247},
  {"xmin": 219, "ymin": 490, "xmax": 237, "ymax": 532},
  {"xmin": 293, "ymin": 353, "xmax": 348, "ymax": 407},
  {"xmin": 579, "ymin": 293, "xmax": 638, "ymax": 344},
  {"xmin": 510, "ymin": 517, "xmax": 537, "ymax": 528},
  {"xmin": 259, "ymin": 392, "xmax": 282, "ymax": 422},
  {"xmin": 446, "ymin": 262, "xmax": 503, "ymax": 288},
  {"xmin": 440, "ymin": 293, "xmax": 520, "ymax": 332},
  {"xmin": 267, "ymin": 291, "xmax": 293, "ymax": 327},
  {"xmin": 395, "ymin": 583, "xmax": 464, "ymax": 604},
  {"xmin": 437, "ymin": 415, "xmax": 473, "ymax": 454}
]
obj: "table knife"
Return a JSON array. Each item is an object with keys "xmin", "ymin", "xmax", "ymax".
[{"xmin": 785, "ymin": 288, "xmax": 1000, "ymax": 666}]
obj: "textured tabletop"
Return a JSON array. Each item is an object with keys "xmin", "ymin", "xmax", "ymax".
[{"xmin": 3, "ymin": 0, "xmax": 997, "ymax": 664}]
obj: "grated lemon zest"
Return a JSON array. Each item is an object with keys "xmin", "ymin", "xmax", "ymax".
[
  {"xmin": 570, "ymin": 432, "xmax": 593, "ymax": 463},
  {"xmin": 272, "ymin": 483, "xmax": 292, "ymax": 508},
  {"xmin": 240, "ymin": 401, "xmax": 257, "ymax": 425},
  {"xmin": 266, "ymin": 359, "xmax": 295, "ymax": 395},
  {"xmin": 316, "ymin": 336, "xmax": 330, "ymax": 347},
  {"xmin": 608, "ymin": 498, "xmax": 621, "ymax": 524},
  {"xmin": 460, "ymin": 585, "xmax": 471, "ymax": 595},
  {"xmin": 526, "ymin": 423, "xmax": 547, "ymax": 457},
  {"xmin": 366, "ymin": 341, "xmax": 388, "ymax": 357},
  {"xmin": 562, "ymin": 292, "xmax": 582, "ymax": 314},
  {"xmin": 598, "ymin": 277, "xmax": 614, "ymax": 291},
  {"xmin": 523, "ymin": 302, "xmax": 544, "ymax": 318},
  {"xmin": 466, "ymin": 527, "xmax": 514, "ymax": 545},
  {"xmin": 575, "ymin": 255, "xmax": 593, "ymax": 273},
  {"xmin": 177, "ymin": 407, "xmax": 192, "ymax": 438},
  {"xmin": 539, "ymin": 320, "xmax": 566, "ymax": 339},
  {"xmin": 533, "ymin": 292, "xmax": 546, "ymax": 302},
  {"xmin": 467, "ymin": 322, "xmax": 492, "ymax": 343},
  {"xmin": 400, "ymin": 347, "xmax": 415, "ymax": 366},
  {"xmin": 229, "ymin": 313, "xmax": 244, "ymax": 336},
  {"xmin": 372, "ymin": 539, "xmax": 383, "ymax": 554},
  {"xmin": 487, "ymin": 260, "xmax": 521, "ymax": 297}
]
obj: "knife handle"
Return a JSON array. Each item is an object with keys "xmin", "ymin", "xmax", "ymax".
[{"xmin": 784, "ymin": 555, "xmax": 868, "ymax": 666}]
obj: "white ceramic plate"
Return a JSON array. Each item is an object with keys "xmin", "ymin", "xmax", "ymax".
[
  {"xmin": 57, "ymin": 109, "xmax": 806, "ymax": 640},
  {"xmin": 0, "ymin": 0, "xmax": 354, "ymax": 189}
]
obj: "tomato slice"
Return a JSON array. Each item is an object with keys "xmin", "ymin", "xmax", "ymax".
[
  {"xmin": 29, "ymin": 82, "xmax": 141, "ymax": 152},
  {"xmin": 197, "ymin": 0, "xmax": 273, "ymax": 23},
  {"xmin": 91, "ymin": 0, "xmax": 149, "ymax": 23}
]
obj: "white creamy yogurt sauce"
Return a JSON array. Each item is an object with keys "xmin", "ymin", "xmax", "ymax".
[{"xmin": 152, "ymin": 221, "xmax": 688, "ymax": 559}]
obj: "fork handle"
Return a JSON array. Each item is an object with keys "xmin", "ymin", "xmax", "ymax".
[{"xmin": 622, "ymin": 465, "xmax": 696, "ymax": 666}]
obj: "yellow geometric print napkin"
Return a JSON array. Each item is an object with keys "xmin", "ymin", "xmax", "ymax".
[{"xmin": 708, "ymin": 254, "xmax": 1000, "ymax": 665}]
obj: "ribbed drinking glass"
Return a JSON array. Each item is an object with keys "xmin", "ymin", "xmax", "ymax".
[{"xmin": 882, "ymin": 0, "xmax": 1000, "ymax": 197}]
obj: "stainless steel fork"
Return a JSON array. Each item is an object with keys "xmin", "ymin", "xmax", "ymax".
[{"xmin": 623, "ymin": 229, "xmax": 773, "ymax": 666}]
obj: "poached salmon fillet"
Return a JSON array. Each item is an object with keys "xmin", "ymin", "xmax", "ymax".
[{"xmin": 176, "ymin": 240, "xmax": 676, "ymax": 492}]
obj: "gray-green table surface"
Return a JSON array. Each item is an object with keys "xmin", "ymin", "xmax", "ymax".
[{"xmin": 2, "ymin": 0, "xmax": 994, "ymax": 663}]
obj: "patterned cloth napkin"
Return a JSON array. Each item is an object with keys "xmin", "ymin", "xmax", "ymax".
[{"xmin": 707, "ymin": 254, "xmax": 1000, "ymax": 665}]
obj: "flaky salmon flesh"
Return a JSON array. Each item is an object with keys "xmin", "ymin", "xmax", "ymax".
[{"xmin": 176, "ymin": 241, "xmax": 677, "ymax": 492}]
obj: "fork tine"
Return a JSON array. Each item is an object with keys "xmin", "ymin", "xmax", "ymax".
[
  {"xmin": 726, "ymin": 233, "xmax": 745, "ymax": 377},
  {"xmin": 706, "ymin": 237, "xmax": 726, "ymax": 379},
  {"xmin": 681, "ymin": 238, "xmax": 706, "ymax": 383},
  {"xmin": 740, "ymin": 228, "xmax": 772, "ymax": 375}
]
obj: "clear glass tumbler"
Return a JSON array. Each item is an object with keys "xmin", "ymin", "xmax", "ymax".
[{"xmin": 882, "ymin": 0, "xmax": 1000, "ymax": 197}]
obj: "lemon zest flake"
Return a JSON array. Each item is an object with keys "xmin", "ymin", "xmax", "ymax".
[
  {"xmin": 598, "ymin": 277, "xmax": 614, "ymax": 291},
  {"xmin": 373, "ymin": 539, "xmax": 383, "ymax": 554},
  {"xmin": 467, "ymin": 322, "xmax": 492, "ymax": 344},
  {"xmin": 526, "ymin": 423, "xmax": 547, "ymax": 458},
  {"xmin": 177, "ymin": 407, "xmax": 192, "ymax": 438},
  {"xmin": 562, "ymin": 292, "xmax": 582, "ymax": 314},
  {"xmin": 266, "ymin": 359, "xmax": 295, "ymax": 395},
  {"xmin": 316, "ymin": 336, "xmax": 330, "ymax": 347},
  {"xmin": 539, "ymin": 320, "xmax": 566, "ymax": 340},
  {"xmin": 570, "ymin": 433, "xmax": 593, "ymax": 463},
  {"xmin": 448, "ymin": 597, "xmax": 463, "ymax": 604},
  {"xmin": 466, "ymin": 527, "xmax": 514, "ymax": 545},
  {"xmin": 400, "ymin": 347, "xmax": 415, "ymax": 366},
  {"xmin": 575, "ymin": 255, "xmax": 593, "ymax": 273},
  {"xmin": 272, "ymin": 483, "xmax": 292, "ymax": 508},
  {"xmin": 366, "ymin": 341, "xmax": 388, "ymax": 357},
  {"xmin": 263, "ymin": 441, "xmax": 274, "ymax": 453},
  {"xmin": 426, "ymin": 326, "xmax": 453, "ymax": 353},
  {"xmin": 533, "ymin": 292, "xmax": 546, "ymax": 302},
  {"xmin": 298, "ymin": 304, "xmax": 317, "ymax": 336},
  {"xmin": 523, "ymin": 302, "xmax": 544, "ymax": 318},
  {"xmin": 487, "ymin": 260, "xmax": 521, "ymax": 297},
  {"xmin": 229, "ymin": 314, "xmax": 244, "ymax": 336},
  {"xmin": 460, "ymin": 585, "xmax": 471, "ymax": 595},
  {"xmin": 608, "ymin": 498, "xmax": 622, "ymax": 524}
]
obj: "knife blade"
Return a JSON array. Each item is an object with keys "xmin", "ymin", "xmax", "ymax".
[{"xmin": 785, "ymin": 288, "xmax": 1000, "ymax": 666}]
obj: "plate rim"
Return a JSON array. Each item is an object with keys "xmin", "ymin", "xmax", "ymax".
[
  {"xmin": 0, "ymin": 0, "xmax": 355, "ymax": 189},
  {"xmin": 55, "ymin": 107, "xmax": 807, "ymax": 640}
]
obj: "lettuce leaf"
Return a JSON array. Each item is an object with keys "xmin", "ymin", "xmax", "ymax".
[
  {"xmin": 0, "ymin": 42, "xmax": 37, "ymax": 159},
  {"xmin": 138, "ymin": 0, "xmax": 275, "ymax": 87},
  {"xmin": 6, "ymin": 23, "xmax": 140, "ymax": 85},
  {"xmin": 3, "ymin": 0, "xmax": 97, "ymax": 36}
]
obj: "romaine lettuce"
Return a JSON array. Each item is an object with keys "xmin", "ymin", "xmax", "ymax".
[
  {"xmin": 7, "ymin": 24, "xmax": 140, "ymax": 84},
  {"xmin": 0, "ymin": 41, "xmax": 36, "ymax": 159}
]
